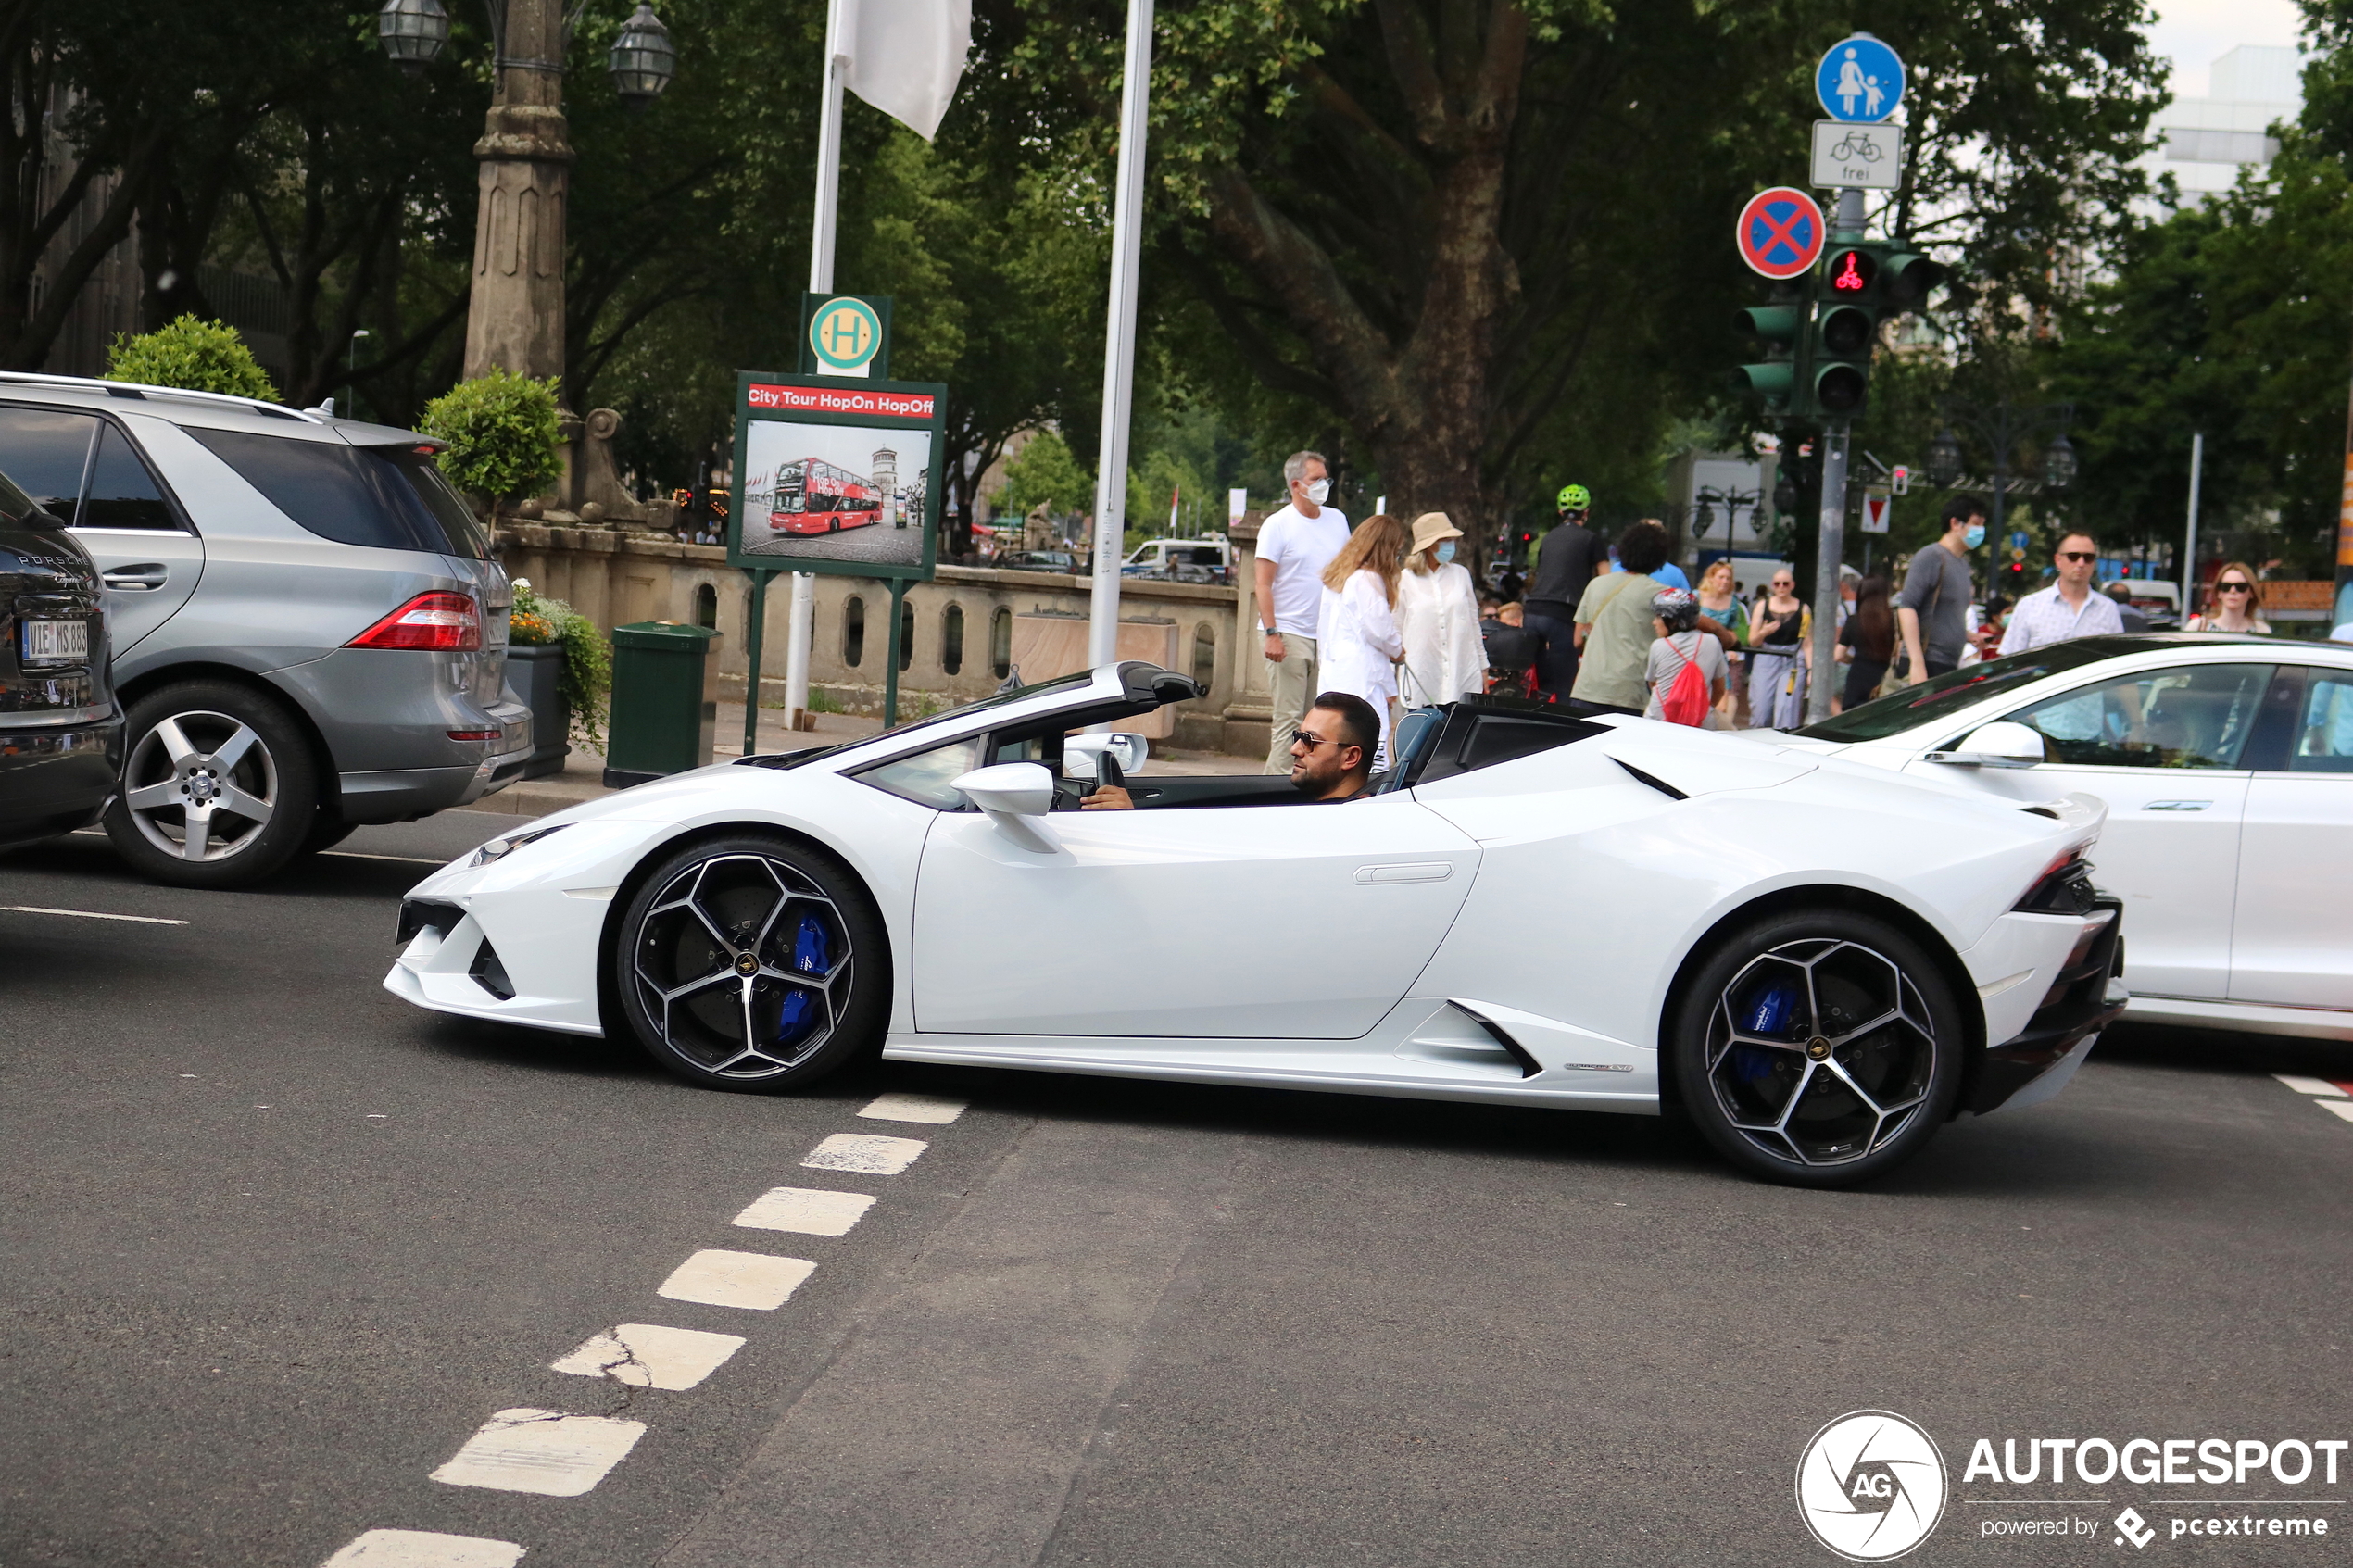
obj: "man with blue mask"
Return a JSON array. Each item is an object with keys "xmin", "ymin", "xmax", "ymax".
[{"xmin": 1896, "ymin": 495, "xmax": 1988, "ymax": 684}]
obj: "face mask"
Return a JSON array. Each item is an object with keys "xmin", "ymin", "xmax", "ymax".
[
  {"xmin": 1964, "ymin": 523, "xmax": 1986, "ymax": 549},
  {"xmin": 1304, "ymin": 479, "xmax": 1330, "ymax": 505},
  {"xmin": 1435, "ymin": 541, "xmax": 1456, "ymax": 564}
]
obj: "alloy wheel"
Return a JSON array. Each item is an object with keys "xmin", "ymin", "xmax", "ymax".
[
  {"xmin": 1704, "ymin": 937, "xmax": 1937, "ymax": 1167},
  {"xmin": 120, "ymin": 709, "xmax": 280, "ymax": 863},
  {"xmin": 630, "ymin": 853, "xmax": 855, "ymax": 1079}
]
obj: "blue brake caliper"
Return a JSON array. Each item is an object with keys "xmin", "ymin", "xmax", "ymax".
[
  {"xmin": 1733, "ymin": 975, "xmax": 1803, "ymax": 1087},
  {"xmin": 775, "ymin": 914, "xmax": 830, "ymax": 1044}
]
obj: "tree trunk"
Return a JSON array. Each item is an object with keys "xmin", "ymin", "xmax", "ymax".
[{"xmin": 1195, "ymin": 2, "xmax": 1528, "ymax": 553}]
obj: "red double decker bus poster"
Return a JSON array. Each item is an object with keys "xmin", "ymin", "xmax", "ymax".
[{"xmin": 727, "ymin": 371, "xmax": 945, "ymax": 583}]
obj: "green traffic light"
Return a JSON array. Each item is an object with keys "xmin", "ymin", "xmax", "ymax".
[
  {"xmin": 1734, "ymin": 305, "xmax": 1804, "ymax": 344},
  {"xmin": 1732, "ymin": 363, "xmax": 1794, "ymax": 401},
  {"xmin": 1815, "ymin": 363, "xmax": 1867, "ymax": 415},
  {"xmin": 1818, "ymin": 303, "xmax": 1875, "ymax": 358},
  {"xmin": 1880, "ymin": 250, "xmax": 1946, "ymax": 308}
]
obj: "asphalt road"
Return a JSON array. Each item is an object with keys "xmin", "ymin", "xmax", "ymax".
[{"xmin": 2, "ymin": 821, "xmax": 2348, "ymax": 1568}]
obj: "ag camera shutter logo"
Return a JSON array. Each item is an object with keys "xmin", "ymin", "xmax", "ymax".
[{"xmin": 1796, "ymin": 1410, "xmax": 1949, "ymax": 1561}]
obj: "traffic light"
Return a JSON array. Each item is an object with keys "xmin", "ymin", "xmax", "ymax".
[
  {"xmin": 1806, "ymin": 241, "xmax": 1948, "ymax": 420},
  {"xmin": 1731, "ymin": 282, "xmax": 1813, "ymax": 418}
]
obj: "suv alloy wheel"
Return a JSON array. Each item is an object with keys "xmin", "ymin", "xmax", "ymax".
[{"xmin": 105, "ymin": 680, "xmax": 321, "ymax": 889}]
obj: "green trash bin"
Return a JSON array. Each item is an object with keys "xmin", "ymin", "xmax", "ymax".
[{"xmin": 604, "ymin": 621, "xmax": 724, "ymax": 788}]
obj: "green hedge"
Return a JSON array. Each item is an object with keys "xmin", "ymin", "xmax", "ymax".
[
  {"xmin": 106, "ymin": 317, "xmax": 279, "ymax": 401},
  {"xmin": 419, "ymin": 370, "xmax": 563, "ymax": 507}
]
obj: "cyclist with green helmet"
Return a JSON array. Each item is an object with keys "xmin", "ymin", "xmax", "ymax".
[{"xmin": 1522, "ymin": 483, "xmax": 1607, "ymax": 698}]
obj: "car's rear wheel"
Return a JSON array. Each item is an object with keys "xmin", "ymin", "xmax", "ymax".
[
  {"xmin": 105, "ymin": 681, "xmax": 320, "ymax": 889},
  {"xmin": 613, "ymin": 834, "xmax": 886, "ymax": 1092},
  {"xmin": 1668, "ymin": 909, "xmax": 1964, "ymax": 1187}
]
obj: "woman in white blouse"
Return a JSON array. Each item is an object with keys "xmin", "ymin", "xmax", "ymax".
[
  {"xmin": 1315, "ymin": 512, "xmax": 1413, "ymax": 768},
  {"xmin": 1395, "ymin": 510, "xmax": 1487, "ymax": 709}
]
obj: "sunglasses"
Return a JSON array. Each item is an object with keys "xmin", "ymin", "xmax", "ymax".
[
  {"xmin": 2058, "ymin": 551, "xmax": 2096, "ymax": 563},
  {"xmin": 1293, "ymin": 729, "xmax": 1337, "ymax": 750},
  {"xmin": 2218, "ymin": 581, "xmax": 2252, "ymax": 593}
]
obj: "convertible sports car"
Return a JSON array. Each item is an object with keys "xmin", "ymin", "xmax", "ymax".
[{"xmin": 388, "ymin": 663, "xmax": 2125, "ymax": 1186}]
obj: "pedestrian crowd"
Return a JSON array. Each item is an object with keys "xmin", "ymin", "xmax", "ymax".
[{"xmin": 1247, "ymin": 453, "xmax": 2275, "ymax": 765}]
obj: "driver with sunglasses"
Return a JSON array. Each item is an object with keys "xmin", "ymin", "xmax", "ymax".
[
  {"xmin": 1998, "ymin": 530, "xmax": 2125, "ymax": 654},
  {"xmin": 1083, "ymin": 691, "xmax": 1381, "ymax": 809}
]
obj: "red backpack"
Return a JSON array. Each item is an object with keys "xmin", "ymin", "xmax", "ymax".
[{"xmin": 1657, "ymin": 633, "xmax": 1710, "ymax": 726}]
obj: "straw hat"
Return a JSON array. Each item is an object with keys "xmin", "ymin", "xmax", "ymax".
[{"xmin": 1410, "ymin": 511, "xmax": 1463, "ymax": 554}]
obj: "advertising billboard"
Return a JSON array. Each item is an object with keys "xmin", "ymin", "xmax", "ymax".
[{"xmin": 726, "ymin": 375, "xmax": 945, "ymax": 582}]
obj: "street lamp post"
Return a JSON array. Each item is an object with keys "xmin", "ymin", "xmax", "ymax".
[
  {"xmin": 377, "ymin": 0, "xmax": 674, "ymax": 384},
  {"xmin": 346, "ymin": 328, "xmax": 371, "ymax": 419},
  {"xmin": 1924, "ymin": 396, "xmax": 2077, "ymax": 555}
]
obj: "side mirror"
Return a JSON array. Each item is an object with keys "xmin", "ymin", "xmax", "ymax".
[
  {"xmin": 1931, "ymin": 721, "xmax": 2045, "ymax": 769},
  {"xmin": 953, "ymin": 762, "xmax": 1054, "ymax": 816},
  {"xmin": 952, "ymin": 762, "xmax": 1058, "ymax": 852}
]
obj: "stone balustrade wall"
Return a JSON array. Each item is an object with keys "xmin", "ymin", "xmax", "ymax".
[{"xmin": 494, "ymin": 523, "xmax": 1277, "ymax": 756}]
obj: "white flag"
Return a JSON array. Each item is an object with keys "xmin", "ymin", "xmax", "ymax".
[{"xmin": 844, "ymin": 0, "xmax": 974, "ymax": 143}]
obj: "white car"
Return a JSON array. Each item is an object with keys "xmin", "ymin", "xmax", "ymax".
[
  {"xmin": 1785, "ymin": 633, "xmax": 2352, "ymax": 1040},
  {"xmin": 387, "ymin": 664, "xmax": 2124, "ymax": 1186}
]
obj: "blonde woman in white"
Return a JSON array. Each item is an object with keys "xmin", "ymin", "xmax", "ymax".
[
  {"xmin": 1315, "ymin": 512, "xmax": 1413, "ymax": 768},
  {"xmin": 1395, "ymin": 510, "xmax": 1486, "ymax": 709}
]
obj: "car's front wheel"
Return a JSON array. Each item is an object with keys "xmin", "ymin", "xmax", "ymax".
[
  {"xmin": 105, "ymin": 681, "xmax": 321, "ymax": 889},
  {"xmin": 613, "ymin": 834, "xmax": 887, "ymax": 1092},
  {"xmin": 1668, "ymin": 909, "xmax": 1965, "ymax": 1187}
]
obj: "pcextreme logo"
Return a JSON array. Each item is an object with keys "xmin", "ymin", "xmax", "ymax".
[{"xmin": 1797, "ymin": 1410, "xmax": 1950, "ymax": 1562}]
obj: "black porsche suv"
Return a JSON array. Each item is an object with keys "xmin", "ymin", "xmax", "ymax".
[{"xmin": 0, "ymin": 469, "xmax": 119, "ymax": 849}]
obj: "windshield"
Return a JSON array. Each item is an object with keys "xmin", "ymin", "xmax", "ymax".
[
  {"xmin": 1799, "ymin": 640, "xmax": 2125, "ymax": 743},
  {"xmin": 740, "ymin": 671, "xmax": 1098, "ymax": 770}
]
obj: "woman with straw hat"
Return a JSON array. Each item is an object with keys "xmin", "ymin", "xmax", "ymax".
[
  {"xmin": 1315, "ymin": 512, "xmax": 1414, "ymax": 768},
  {"xmin": 1396, "ymin": 510, "xmax": 1485, "ymax": 709}
]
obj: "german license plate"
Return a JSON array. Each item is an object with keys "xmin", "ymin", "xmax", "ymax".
[{"xmin": 20, "ymin": 618, "xmax": 88, "ymax": 666}]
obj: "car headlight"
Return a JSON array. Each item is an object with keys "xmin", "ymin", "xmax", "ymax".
[{"xmin": 468, "ymin": 823, "xmax": 569, "ymax": 867}]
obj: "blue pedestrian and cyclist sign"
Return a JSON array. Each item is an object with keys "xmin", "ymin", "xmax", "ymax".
[
  {"xmin": 1735, "ymin": 187, "xmax": 1826, "ymax": 280},
  {"xmin": 1816, "ymin": 34, "xmax": 1905, "ymax": 123}
]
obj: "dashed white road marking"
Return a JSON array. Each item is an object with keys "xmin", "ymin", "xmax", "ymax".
[
  {"xmin": 552, "ymin": 1323, "xmax": 748, "ymax": 1391},
  {"xmin": 320, "ymin": 850, "xmax": 445, "ymax": 866},
  {"xmin": 734, "ymin": 1185, "xmax": 875, "ymax": 1236},
  {"xmin": 2275, "ymin": 1074, "xmax": 2347, "ymax": 1097},
  {"xmin": 802, "ymin": 1132, "xmax": 927, "ymax": 1174},
  {"xmin": 659, "ymin": 1248, "xmax": 816, "ymax": 1310},
  {"xmin": 321, "ymin": 1528, "xmax": 524, "ymax": 1567},
  {"xmin": 2322, "ymin": 1100, "xmax": 2353, "ymax": 1124},
  {"xmin": 430, "ymin": 1408, "xmax": 646, "ymax": 1496},
  {"xmin": 858, "ymin": 1092, "xmax": 967, "ymax": 1125},
  {"xmin": 2, "ymin": 904, "xmax": 188, "ymax": 925}
]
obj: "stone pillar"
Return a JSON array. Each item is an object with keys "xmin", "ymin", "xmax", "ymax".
[
  {"xmin": 463, "ymin": 0, "xmax": 572, "ymax": 383},
  {"xmin": 1222, "ymin": 510, "xmax": 1272, "ymax": 757}
]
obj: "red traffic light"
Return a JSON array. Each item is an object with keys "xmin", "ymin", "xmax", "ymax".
[{"xmin": 1826, "ymin": 248, "xmax": 1878, "ymax": 294}]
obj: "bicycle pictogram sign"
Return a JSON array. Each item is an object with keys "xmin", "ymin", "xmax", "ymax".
[{"xmin": 1735, "ymin": 187, "xmax": 1826, "ymax": 281}]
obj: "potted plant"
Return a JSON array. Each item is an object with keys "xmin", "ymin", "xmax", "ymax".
[
  {"xmin": 507, "ymin": 580, "xmax": 612, "ymax": 777},
  {"xmin": 418, "ymin": 369, "xmax": 562, "ymax": 521},
  {"xmin": 106, "ymin": 315, "xmax": 280, "ymax": 399}
]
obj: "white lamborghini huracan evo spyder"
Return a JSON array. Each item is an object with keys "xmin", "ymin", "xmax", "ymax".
[{"xmin": 389, "ymin": 663, "xmax": 2126, "ymax": 1186}]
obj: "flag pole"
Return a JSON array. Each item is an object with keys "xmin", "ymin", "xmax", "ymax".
[
  {"xmin": 1084, "ymin": 0, "xmax": 1154, "ymax": 668},
  {"xmin": 780, "ymin": 0, "xmax": 849, "ymax": 731}
]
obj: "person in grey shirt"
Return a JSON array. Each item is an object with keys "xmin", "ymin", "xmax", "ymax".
[{"xmin": 1896, "ymin": 495, "xmax": 1986, "ymax": 682}]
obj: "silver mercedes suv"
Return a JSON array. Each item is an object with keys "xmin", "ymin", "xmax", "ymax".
[{"xmin": 0, "ymin": 373, "xmax": 530, "ymax": 888}]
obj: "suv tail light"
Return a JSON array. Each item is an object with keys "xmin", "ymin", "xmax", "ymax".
[{"xmin": 346, "ymin": 591, "xmax": 482, "ymax": 652}]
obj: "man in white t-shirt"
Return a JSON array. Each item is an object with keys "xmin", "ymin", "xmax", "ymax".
[{"xmin": 1252, "ymin": 450, "xmax": 1352, "ymax": 771}]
